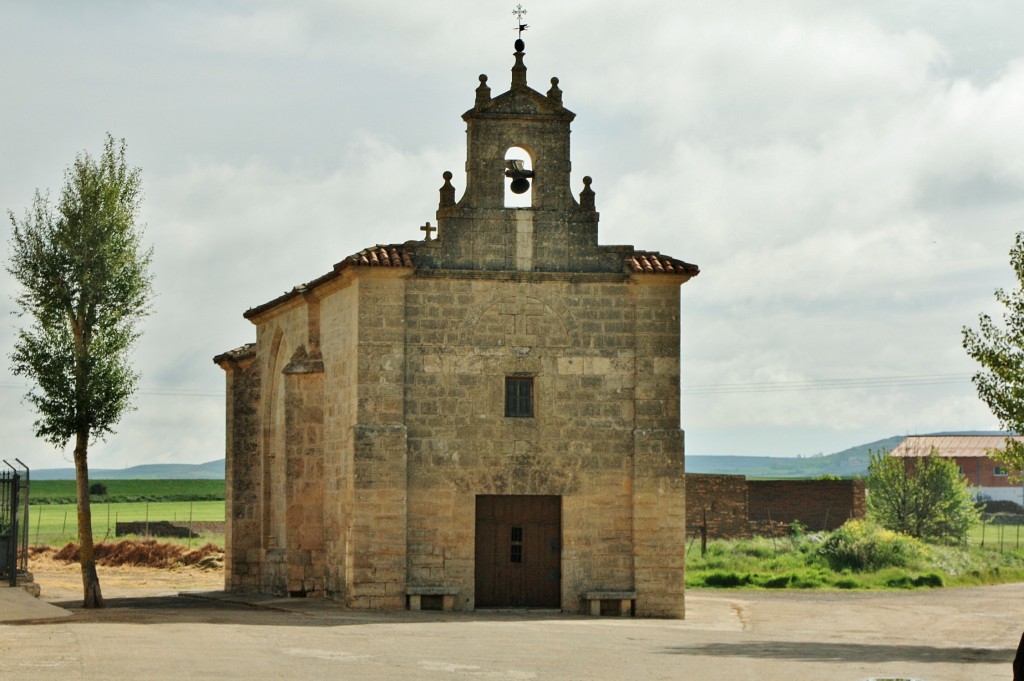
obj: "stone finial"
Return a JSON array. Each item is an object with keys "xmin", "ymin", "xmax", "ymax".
[
  {"xmin": 579, "ymin": 176, "xmax": 595, "ymax": 210},
  {"xmin": 512, "ymin": 40, "xmax": 527, "ymax": 89},
  {"xmin": 439, "ymin": 170, "xmax": 456, "ymax": 208},
  {"xmin": 547, "ymin": 77, "xmax": 562, "ymax": 103},
  {"xmin": 475, "ymin": 74, "xmax": 491, "ymax": 106}
]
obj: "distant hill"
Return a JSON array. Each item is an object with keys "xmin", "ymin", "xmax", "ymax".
[
  {"xmin": 684, "ymin": 430, "xmax": 1011, "ymax": 477},
  {"xmin": 687, "ymin": 436, "xmax": 905, "ymax": 478},
  {"xmin": 30, "ymin": 459, "xmax": 225, "ymax": 481},
  {"xmin": 687, "ymin": 433, "xmax": 1005, "ymax": 478}
]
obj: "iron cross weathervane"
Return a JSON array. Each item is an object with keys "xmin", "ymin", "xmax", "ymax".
[{"xmin": 513, "ymin": 4, "xmax": 528, "ymax": 38}]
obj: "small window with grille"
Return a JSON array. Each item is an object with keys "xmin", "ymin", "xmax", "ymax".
[
  {"xmin": 511, "ymin": 526, "xmax": 523, "ymax": 563},
  {"xmin": 995, "ymin": 466, "xmax": 1010, "ymax": 477},
  {"xmin": 505, "ymin": 376, "xmax": 534, "ymax": 418}
]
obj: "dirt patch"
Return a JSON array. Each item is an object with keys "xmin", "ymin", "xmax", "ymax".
[
  {"xmin": 35, "ymin": 538, "xmax": 224, "ymax": 569},
  {"xmin": 29, "ymin": 540, "xmax": 226, "ymax": 603}
]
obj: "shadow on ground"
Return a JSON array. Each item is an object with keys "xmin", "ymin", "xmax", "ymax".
[
  {"xmin": 30, "ymin": 594, "xmax": 591, "ymax": 628},
  {"xmin": 661, "ymin": 640, "xmax": 1013, "ymax": 665}
]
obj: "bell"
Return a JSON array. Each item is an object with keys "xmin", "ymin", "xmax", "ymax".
[{"xmin": 510, "ymin": 177, "xmax": 530, "ymax": 194}]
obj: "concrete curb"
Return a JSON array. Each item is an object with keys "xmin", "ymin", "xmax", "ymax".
[{"xmin": 0, "ymin": 586, "xmax": 73, "ymax": 623}]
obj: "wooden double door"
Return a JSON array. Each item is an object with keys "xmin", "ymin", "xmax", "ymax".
[{"xmin": 474, "ymin": 495, "xmax": 561, "ymax": 608}]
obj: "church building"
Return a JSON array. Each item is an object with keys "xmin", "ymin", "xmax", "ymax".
[{"xmin": 214, "ymin": 38, "xmax": 698, "ymax": 617}]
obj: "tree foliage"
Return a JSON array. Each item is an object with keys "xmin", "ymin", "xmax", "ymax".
[
  {"xmin": 7, "ymin": 134, "xmax": 153, "ymax": 607},
  {"xmin": 963, "ymin": 231, "xmax": 1024, "ymax": 480},
  {"xmin": 866, "ymin": 449, "xmax": 978, "ymax": 544}
]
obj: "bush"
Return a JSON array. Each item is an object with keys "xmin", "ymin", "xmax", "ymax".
[
  {"xmin": 791, "ymin": 571, "xmax": 827, "ymax": 588},
  {"xmin": 913, "ymin": 572, "xmax": 944, "ymax": 588},
  {"xmin": 702, "ymin": 571, "xmax": 753, "ymax": 587},
  {"xmin": 819, "ymin": 520, "xmax": 924, "ymax": 572},
  {"xmin": 883, "ymin": 573, "xmax": 943, "ymax": 589},
  {"xmin": 760, "ymin": 574, "xmax": 793, "ymax": 589},
  {"xmin": 866, "ymin": 448, "xmax": 979, "ymax": 543},
  {"xmin": 89, "ymin": 482, "xmax": 107, "ymax": 496}
]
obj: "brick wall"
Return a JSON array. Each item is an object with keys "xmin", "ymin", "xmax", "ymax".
[
  {"xmin": 747, "ymin": 479, "xmax": 865, "ymax": 531},
  {"xmin": 686, "ymin": 474, "xmax": 865, "ymax": 538},
  {"xmin": 954, "ymin": 457, "xmax": 1015, "ymax": 487},
  {"xmin": 685, "ymin": 474, "xmax": 749, "ymax": 538}
]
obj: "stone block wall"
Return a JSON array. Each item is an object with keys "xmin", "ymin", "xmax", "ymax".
[
  {"xmin": 399, "ymin": 273, "xmax": 684, "ymax": 615},
  {"xmin": 319, "ymin": 277, "xmax": 359, "ymax": 599},
  {"xmin": 221, "ymin": 268, "xmax": 688, "ymax": 614},
  {"xmin": 219, "ymin": 348, "xmax": 261, "ymax": 593}
]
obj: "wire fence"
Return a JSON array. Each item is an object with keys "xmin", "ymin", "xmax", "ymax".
[{"xmin": 972, "ymin": 514, "xmax": 1024, "ymax": 552}]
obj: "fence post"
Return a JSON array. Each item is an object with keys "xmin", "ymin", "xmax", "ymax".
[
  {"xmin": 4, "ymin": 472, "xmax": 18, "ymax": 586},
  {"xmin": 700, "ymin": 508, "xmax": 707, "ymax": 557}
]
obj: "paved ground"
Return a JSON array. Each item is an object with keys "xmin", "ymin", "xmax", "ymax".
[{"xmin": 2, "ymin": 580, "xmax": 1021, "ymax": 681}]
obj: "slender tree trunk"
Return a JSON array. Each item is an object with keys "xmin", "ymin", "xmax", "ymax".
[{"xmin": 74, "ymin": 429, "xmax": 103, "ymax": 608}]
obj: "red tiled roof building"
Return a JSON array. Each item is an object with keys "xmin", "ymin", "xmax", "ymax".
[{"xmin": 890, "ymin": 435, "xmax": 1024, "ymax": 503}]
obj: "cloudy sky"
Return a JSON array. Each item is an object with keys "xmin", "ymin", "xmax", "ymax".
[{"xmin": 2, "ymin": 1, "xmax": 1023, "ymax": 471}]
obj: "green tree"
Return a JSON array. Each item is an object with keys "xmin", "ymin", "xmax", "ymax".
[
  {"xmin": 866, "ymin": 448, "xmax": 978, "ymax": 543},
  {"xmin": 7, "ymin": 135, "xmax": 153, "ymax": 607},
  {"xmin": 963, "ymin": 231, "xmax": 1024, "ymax": 481}
]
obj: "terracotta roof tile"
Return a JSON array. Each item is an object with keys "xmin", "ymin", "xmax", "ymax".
[
  {"xmin": 890, "ymin": 434, "xmax": 1023, "ymax": 458},
  {"xmin": 345, "ymin": 245, "xmax": 415, "ymax": 268},
  {"xmin": 626, "ymin": 251, "xmax": 699, "ymax": 277},
  {"xmin": 244, "ymin": 243, "xmax": 416, "ymax": 319}
]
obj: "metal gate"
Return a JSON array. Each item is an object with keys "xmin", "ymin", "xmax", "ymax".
[{"xmin": 1, "ymin": 461, "xmax": 30, "ymax": 586}]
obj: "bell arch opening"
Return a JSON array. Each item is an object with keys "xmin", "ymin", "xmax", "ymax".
[{"xmin": 504, "ymin": 146, "xmax": 534, "ymax": 208}]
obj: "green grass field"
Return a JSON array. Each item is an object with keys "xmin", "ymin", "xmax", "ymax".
[
  {"xmin": 26, "ymin": 500, "xmax": 225, "ymax": 546},
  {"xmin": 970, "ymin": 521, "xmax": 1024, "ymax": 550},
  {"xmin": 686, "ymin": 525, "xmax": 1024, "ymax": 590},
  {"xmin": 31, "ymin": 479, "xmax": 225, "ymax": 504}
]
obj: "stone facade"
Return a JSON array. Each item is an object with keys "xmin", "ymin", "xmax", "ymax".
[{"xmin": 215, "ymin": 40, "xmax": 698, "ymax": 617}]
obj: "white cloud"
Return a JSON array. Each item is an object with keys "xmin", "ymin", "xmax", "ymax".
[
  {"xmin": 183, "ymin": 8, "xmax": 311, "ymax": 56},
  {"xmin": 2, "ymin": 0, "xmax": 1024, "ymax": 467}
]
